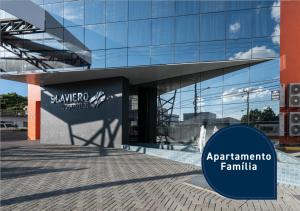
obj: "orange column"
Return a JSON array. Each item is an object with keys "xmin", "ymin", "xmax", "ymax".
[
  {"xmin": 280, "ymin": 0, "xmax": 300, "ymax": 145},
  {"xmin": 27, "ymin": 84, "xmax": 41, "ymax": 140},
  {"xmin": 280, "ymin": 0, "xmax": 300, "ymax": 83}
]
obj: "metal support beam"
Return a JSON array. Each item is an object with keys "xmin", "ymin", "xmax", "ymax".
[
  {"xmin": 157, "ymin": 90, "xmax": 177, "ymax": 143},
  {"xmin": 1, "ymin": 19, "xmax": 44, "ymax": 35}
]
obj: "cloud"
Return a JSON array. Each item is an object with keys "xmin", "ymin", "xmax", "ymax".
[
  {"xmin": 271, "ymin": 0, "xmax": 280, "ymax": 23},
  {"xmin": 223, "ymin": 86, "xmax": 270, "ymax": 103},
  {"xmin": 271, "ymin": 24, "xmax": 280, "ymax": 45},
  {"xmin": 271, "ymin": 0, "xmax": 280, "ymax": 44},
  {"xmin": 229, "ymin": 22, "xmax": 241, "ymax": 33},
  {"xmin": 195, "ymin": 97, "xmax": 205, "ymax": 108},
  {"xmin": 63, "ymin": 6, "xmax": 84, "ymax": 24},
  {"xmin": 229, "ymin": 46, "xmax": 278, "ymax": 60}
]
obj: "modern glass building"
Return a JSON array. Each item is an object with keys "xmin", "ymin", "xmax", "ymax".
[{"xmin": 0, "ymin": 0, "xmax": 291, "ymax": 147}]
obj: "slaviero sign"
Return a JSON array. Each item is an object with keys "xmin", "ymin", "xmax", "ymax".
[{"xmin": 50, "ymin": 91, "xmax": 106, "ymax": 110}]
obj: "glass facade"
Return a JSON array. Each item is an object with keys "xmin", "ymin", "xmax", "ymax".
[
  {"xmin": 0, "ymin": 0, "xmax": 280, "ymax": 143},
  {"xmin": 157, "ymin": 59, "xmax": 279, "ymax": 144},
  {"xmin": 0, "ymin": 0, "xmax": 280, "ymax": 71}
]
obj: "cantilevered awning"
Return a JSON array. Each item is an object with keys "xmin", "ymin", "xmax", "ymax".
[{"xmin": 0, "ymin": 59, "xmax": 270, "ymax": 86}]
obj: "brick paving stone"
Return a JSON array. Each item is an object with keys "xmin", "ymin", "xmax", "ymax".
[{"xmin": 1, "ymin": 140, "xmax": 300, "ymax": 211}]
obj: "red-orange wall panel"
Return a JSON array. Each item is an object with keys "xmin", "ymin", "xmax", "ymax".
[
  {"xmin": 280, "ymin": 0, "xmax": 300, "ymax": 144},
  {"xmin": 27, "ymin": 84, "xmax": 41, "ymax": 140},
  {"xmin": 280, "ymin": 0, "xmax": 300, "ymax": 83}
]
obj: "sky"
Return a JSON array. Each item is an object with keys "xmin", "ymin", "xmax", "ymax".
[{"xmin": 0, "ymin": 79, "xmax": 28, "ymax": 96}]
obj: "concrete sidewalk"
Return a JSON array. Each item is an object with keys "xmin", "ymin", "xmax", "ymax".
[{"xmin": 1, "ymin": 140, "xmax": 300, "ymax": 211}]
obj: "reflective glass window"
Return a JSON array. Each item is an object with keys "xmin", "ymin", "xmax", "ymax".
[
  {"xmin": 200, "ymin": 75, "xmax": 224, "ymax": 121},
  {"xmin": 106, "ymin": 22, "xmax": 128, "ymax": 49},
  {"xmin": 85, "ymin": 0, "xmax": 105, "ymax": 24},
  {"xmin": 200, "ymin": 41, "xmax": 225, "ymax": 61},
  {"xmin": 64, "ymin": 0, "xmax": 84, "ymax": 27},
  {"xmin": 152, "ymin": 0, "xmax": 175, "ymax": 18},
  {"xmin": 45, "ymin": 0, "xmax": 62, "ymax": 3},
  {"xmin": 44, "ymin": 28, "xmax": 63, "ymax": 50},
  {"xmin": 175, "ymin": 43, "xmax": 199, "ymax": 63},
  {"xmin": 106, "ymin": 0, "xmax": 128, "ymax": 22},
  {"xmin": 176, "ymin": 0, "xmax": 199, "ymax": 15},
  {"xmin": 176, "ymin": 15, "xmax": 199, "ymax": 43},
  {"xmin": 252, "ymin": 37, "xmax": 279, "ymax": 59},
  {"xmin": 151, "ymin": 45, "xmax": 174, "ymax": 65},
  {"xmin": 253, "ymin": 0, "xmax": 277, "ymax": 8},
  {"xmin": 226, "ymin": 39, "xmax": 252, "ymax": 60},
  {"xmin": 128, "ymin": 47, "xmax": 150, "ymax": 66},
  {"xmin": 250, "ymin": 59, "xmax": 279, "ymax": 82},
  {"xmin": 64, "ymin": 26, "xmax": 84, "ymax": 50},
  {"xmin": 106, "ymin": 48, "xmax": 127, "ymax": 68},
  {"xmin": 44, "ymin": 3, "xmax": 63, "ymax": 28},
  {"xmin": 199, "ymin": 0, "xmax": 225, "ymax": 13},
  {"xmin": 254, "ymin": 8, "xmax": 277, "ymax": 37},
  {"xmin": 91, "ymin": 50, "xmax": 105, "ymax": 68},
  {"xmin": 226, "ymin": 1, "xmax": 253, "ymax": 10},
  {"xmin": 200, "ymin": 12, "xmax": 225, "ymax": 41},
  {"xmin": 152, "ymin": 18, "xmax": 175, "ymax": 45},
  {"xmin": 23, "ymin": 33, "xmax": 44, "ymax": 51},
  {"xmin": 128, "ymin": 20, "xmax": 151, "ymax": 47},
  {"xmin": 85, "ymin": 24, "xmax": 105, "ymax": 50},
  {"xmin": 226, "ymin": 10, "xmax": 253, "ymax": 39},
  {"xmin": 31, "ymin": 0, "xmax": 44, "ymax": 5},
  {"xmin": 224, "ymin": 67, "xmax": 249, "ymax": 86},
  {"xmin": 129, "ymin": 0, "xmax": 151, "ymax": 20}
]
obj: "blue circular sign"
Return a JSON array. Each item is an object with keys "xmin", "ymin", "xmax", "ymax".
[{"xmin": 201, "ymin": 125, "xmax": 277, "ymax": 199}]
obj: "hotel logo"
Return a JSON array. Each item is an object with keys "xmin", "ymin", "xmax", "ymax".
[{"xmin": 50, "ymin": 91, "xmax": 106, "ymax": 110}]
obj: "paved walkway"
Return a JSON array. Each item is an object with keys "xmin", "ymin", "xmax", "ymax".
[{"xmin": 1, "ymin": 140, "xmax": 300, "ymax": 211}]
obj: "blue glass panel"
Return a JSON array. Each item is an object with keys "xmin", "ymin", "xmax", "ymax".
[
  {"xmin": 31, "ymin": 0, "xmax": 44, "ymax": 5},
  {"xmin": 253, "ymin": 0, "xmax": 277, "ymax": 8},
  {"xmin": 106, "ymin": 48, "xmax": 127, "ymax": 67},
  {"xmin": 64, "ymin": 26, "xmax": 84, "ymax": 50},
  {"xmin": 226, "ymin": 1, "xmax": 253, "ymax": 10},
  {"xmin": 224, "ymin": 67, "xmax": 249, "ymax": 86},
  {"xmin": 64, "ymin": 0, "xmax": 84, "ymax": 27},
  {"xmin": 175, "ymin": 43, "xmax": 199, "ymax": 63},
  {"xmin": 226, "ymin": 10, "xmax": 253, "ymax": 39},
  {"xmin": 85, "ymin": 24, "xmax": 105, "ymax": 50},
  {"xmin": 152, "ymin": 18, "xmax": 175, "ymax": 45},
  {"xmin": 200, "ymin": 12, "xmax": 225, "ymax": 41},
  {"xmin": 129, "ymin": 0, "xmax": 151, "ymax": 20},
  {"xmin": 106, "ymin": 0, "xmax": 128, "ymax": 22},
  {"xmin": 252, "ymin": 37, "xmax": 279, "ymax": 59},
  {"xmin": 44, "ymin": 3, "xmax": 63, "ymax": 28},
  {"xmin": 85, "ymin": 0, "xmax": 105, "ymax": 24},
  {"xmin": 91, "ymin": 50, "xmax": 105, "ymax": 68},
  {"xmin": 151, "ymin": 45, "xmax": 174, "ymax": 65},
  {"xmin": 152, "ymin": 0, "xmax": 175, "ymax": 18},
  {"xmin": 176, "ymin": 15, "xmax": 199, "ymax": 43},
  {"xmin": 250, "ymin": 59, "xmax": 279, "ymax": 82},
  {"xmin": 200, "ymin": 41, "xmax": 225, "ymax": 61},
  {"xmin": 128, "ymin": 20, "xmax": 151, "ymax": 47},
  {"xmin": 176, "ymin": 0, "xmax": 199, "ymax": 15},
  {"xmin": 106, "ymin": 22, "xmax": 128, "ymax": 49},
  {"xmin": 199, "ymin": 0, "xmax": 225, "ymax": 13},
  {"xmin": 45, "ymin": 0, "xmax": 62, "ymax": 3},
  {"xmin": 226, "ymin": 39, "xmax": 252, "ymax": 60},
  {"xmin": 128, "ymin": 47, "xmax": 150, "ymax": 66},
  {"xmin": 254, "ymin": 8, "xmax": 277, "ymax": 37}
]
